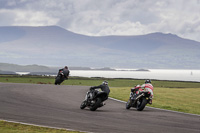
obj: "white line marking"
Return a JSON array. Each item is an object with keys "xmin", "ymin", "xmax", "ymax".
[{"xmin": 0, "ymin": 119, "xmax": 93, "ymax": 133}]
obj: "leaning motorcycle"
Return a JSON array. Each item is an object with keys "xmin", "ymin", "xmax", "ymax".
[
  {"xmin": 126, "ymin": 87, "xmax": 152, "ymax": 111},
  {"xmin": 55, "ymin": 71, "xmax": 66, "ymax": 85},
  {"xmin": 80, "ymin": 89, "xmax": 108, "ymax": 111}
]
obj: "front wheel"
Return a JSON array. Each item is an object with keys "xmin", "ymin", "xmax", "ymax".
[
  {"xmin": 126, "ymin": 99, "xmax": 131, "ymax": 109},
  {"xmin": 80, "ymin": 101, "xmax": 87, "ymax": 109},
  {"xmin": 136, "ymin": 97, "xmax": 147, "ymax": 111}
]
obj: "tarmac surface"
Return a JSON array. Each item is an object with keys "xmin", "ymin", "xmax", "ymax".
[{"xmin": 0, "ymin": 82, "xmax": 199, "ymax": 133}]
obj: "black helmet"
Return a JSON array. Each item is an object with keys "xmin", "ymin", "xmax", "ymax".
[
  {"xmin": 102, "ymin": 81, "xmax": 108, "ymax": 85},
  {"xmin": 64, "ymin": 66, "xmax": 68, "ymax": 69},
  {"xmin": 145, "ymin": 79, "xmax": 151, "ymax": 84}
]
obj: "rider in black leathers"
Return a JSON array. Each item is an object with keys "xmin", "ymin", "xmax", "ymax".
[
  {"xmin": 55, "ymin": 66, "xmax": 70, "ymax": 85},
  {"xmin": 57, "ymin": 66, "xmax": 70, "ymax": 79},
  {"xmin": 90, "ymin": 81, "xmax": 110, "ymax": 104}
]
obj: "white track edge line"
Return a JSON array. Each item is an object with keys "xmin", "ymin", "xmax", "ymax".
[
  {"xmin": 108, "ymin": 97, "xmax": 200, "ymax": 117},
  {"xmin": 0, "ymin": 119, "xmax": 93, "ymax": 133}
]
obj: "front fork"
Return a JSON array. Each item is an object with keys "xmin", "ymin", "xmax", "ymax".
[
  {"xmin": 130, "ymin": 92, "xmax": 134, "ymax": 99},
  {"xmin": 85, "ymin": 91, "xmax": 93, "ymax": 100},
  {"xmin": 130, "ymin": 92, "xmax": 137, "ymax": 101},
  {"xmin": 85, "ymin": 91, "xmax": 96, "ymax": 106},
  {"xmin": 128, "ymin": 92, "xmax": 134, "ymax": 106}
]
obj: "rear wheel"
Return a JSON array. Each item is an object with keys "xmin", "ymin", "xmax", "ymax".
[
  {"xmin": 55, "ymin": 76, "xmax": 64, "ymax": 85},
  {"xmin": 90, "ymin": 98, "xmax": 101, "ymax": 111},
  {"xmin": 126, "ymin": 99, "xmax": 131, "ymax": 109},
  {"xmin": 55, "ymin": 76, "xmax": 61, "ymax": 85},
  {"xmin": 136, "ymin": 97, "xmax": 147, "ymax": 111},
  {"xmin": 80, "ymin": 101, "xmax": 87, "ymax": 109}
]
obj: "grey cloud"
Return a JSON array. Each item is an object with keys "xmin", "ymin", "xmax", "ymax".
[
  {"xmin": 0, "ymin": 10, "xmax": 15, "ymax": 25},
  {"xmin": 0, "ymin": 0, "xmax": 200, "ymax": 42}
]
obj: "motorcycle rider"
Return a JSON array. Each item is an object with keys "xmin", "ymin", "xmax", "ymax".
[
  {"xmin": 55, "ymin": 66, "xmax": 70, "ymax": 84},
  {"xmin": 57, "ymin": 66, "xmax": 70, "ymax": 79},
  {"xmin": 90, "ymin": 81, "xmax": 110, "ymax": 106},
  {"xmin": 131, "ymin": 79, "xmax": 153, "ymax": 104},
  {"xmin": 140, "ymin": 79, "xmax": 154, "ymax": 104}
]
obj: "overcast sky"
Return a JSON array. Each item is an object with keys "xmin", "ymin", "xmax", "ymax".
[{"xmin": 0, "ymin": 0, "xmax": 200, "ymax": 42}]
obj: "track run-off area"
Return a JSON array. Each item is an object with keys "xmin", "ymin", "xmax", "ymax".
[{"xmin": 0, "ymin": 83, "xmax": 199, "ymax": 133}]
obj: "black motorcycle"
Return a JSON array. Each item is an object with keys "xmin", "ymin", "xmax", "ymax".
[
  {"xmin": 80, "ymin": 89, "xmax": 108, "ymax": 111},
  {"xmin": 126, "ymin": 87, "xmax": 151, "ymax": 111},
  {"xmin": 55, "ymin": 70, "xmax": 68, "ymax": 85}
]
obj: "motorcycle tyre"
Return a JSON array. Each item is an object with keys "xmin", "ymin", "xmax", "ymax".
[
  {"xmin": 90, "ymin": 98, "xmax": 101, "ymax": 111},
  {"xmin": 55, "ymin": 77, "xmax": 64, "ymax": 85},
  {"xmin": 126, "ymin": 99, "xmax": 131, "ymax": 109},
  {"xmin": 136, "ymin": 97, "xmax": 147, "ymax": 111},
  {"xmin": 80, "ymin": 101, "xmax": 87, "ymax": 109}
]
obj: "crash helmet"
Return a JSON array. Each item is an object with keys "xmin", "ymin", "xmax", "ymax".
[
  {"xmin": 102, "ymin": 81, "xmax": 108, "ymax": 85},
  {"xmin": 145, "ymin": 79, "xmax": 151, "ymax": 84},
  {"xmin": 64, "ymin": 66, "xmax": 68, "ymax": 69}
]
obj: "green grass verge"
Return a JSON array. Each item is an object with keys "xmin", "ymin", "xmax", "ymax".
[
  {"xmin": 110, "ymin": 87, "xmax": 200, "ymax": 115},
  {"xmin": 0, "ymin": 121, "xmax": 83, "ymax": 133},
  {"xmin": 1, "ymin": 75, "xmax": 200, "ymax": 88}
]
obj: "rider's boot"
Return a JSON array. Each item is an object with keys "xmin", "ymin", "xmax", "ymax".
[{"xmin": 148, "ymin": 96, "xmax": 153, "ymax": 104}]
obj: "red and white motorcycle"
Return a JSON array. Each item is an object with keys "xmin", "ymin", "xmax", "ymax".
[{"xmin": 126, "ymin": 85, "xmax": 152, "ymax": 111}]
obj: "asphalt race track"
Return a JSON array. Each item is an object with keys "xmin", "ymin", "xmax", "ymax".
[{"xmin": 0, "ymin": 83, "xmax": 199, "ymax": 133}]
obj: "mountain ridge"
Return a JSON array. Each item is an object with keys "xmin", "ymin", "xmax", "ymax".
[{"xmin": 0, "ymin": 26, "xmax": 200, "ymax": 69}]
